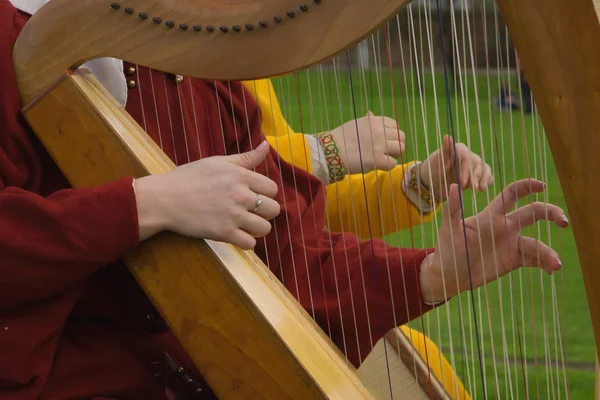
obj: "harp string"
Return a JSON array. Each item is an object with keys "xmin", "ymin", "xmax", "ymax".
[
  {"xmin": 291, "ymin": 70, "xmax": 336, "ymax": 337},
  {"xmin": 396, "ymin": 9, "xmax": 450, "ymax": 398},
  {"xmin": 473, "ymin": 0, "xmax": 517, "ymax": 396},
  {"xmin": 410, "ymin": 2, "xmax": 465, "ymax": 397},
  {"xmin": 392, "ymin": 17, "xmax": 447, "ymax": 398},
  {"xmin": 446, "ymin": 4, "xmax": 477, "ymax": 396},
  {"xmin": 355, "ymin": 40, "xmax": 400, "ymax": 396},
  {"xmin": 311, "ymin": 65, "xmax": 357, "ymax": 359},
  {"xmin": 375, "ymin": 23, "xmax": 437, "ymax": 398},
  {"xmin": 312, "ymin": 59, "xmax": 365, "ymax": 362}
]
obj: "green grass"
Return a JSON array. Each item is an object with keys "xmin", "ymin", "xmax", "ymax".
[{"xmin": 273, "ymin": 69, "xmax": 594, "ymax": 399}]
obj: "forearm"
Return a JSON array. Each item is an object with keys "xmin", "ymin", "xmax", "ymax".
[
  {"xmin": 324, "ymin": 162, "xmax": 440, "ymax": 240},
  {"xmin": 263, "ymin": 227, "xmax": 437, "ymax": 367},
  {"xmin": 0, "ymin": 177, "xmax": 139, "ymax": 308}
]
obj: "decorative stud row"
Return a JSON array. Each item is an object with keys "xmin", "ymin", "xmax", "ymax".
[{"xmin": 110, "ymin": 0, "xmax": 322, "ymax": 33}]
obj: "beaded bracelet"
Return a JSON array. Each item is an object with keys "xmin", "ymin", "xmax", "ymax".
[{"xmin": 318, "ymin": 132, "xmax": 346, "ymax": 184}]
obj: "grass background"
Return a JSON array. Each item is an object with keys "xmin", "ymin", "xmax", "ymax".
[{"xmin": 272, "ymin": 69, "xmax": 594, "ymax": 399}]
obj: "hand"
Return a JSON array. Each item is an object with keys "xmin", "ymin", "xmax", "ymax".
[
  {"xmin": 329, "ymin": 111, "xmax": 406, "ymax": 174},
  {"xmin": 134, "ymin": 140, "xmax": 281, "ymax": 250},
  {"xmin": 419, "ymin": 179, "xmax": 569, "ymax": 304},
  {"xmin": 419, "ymin": 135, "xmax": 493, "ymax": 201}
]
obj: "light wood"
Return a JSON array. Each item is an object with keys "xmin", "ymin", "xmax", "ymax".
[
  {"xmin": 596, "ymin": 355, "xmax": 600, "ymax": 400},
  {"xmin": 22, "ymin": 69, "xmax": 373, "ymax": 400},
  {"xmin": 13, "ymin": 0, "xmax": 412, "ymax": 104},
  {"xmin": 358, "ymin": 328, "xmax": 450, "ymax": 400},
  {"xmin": 495, "ymin": 0, "xmax": 600, "ymax": 364}
]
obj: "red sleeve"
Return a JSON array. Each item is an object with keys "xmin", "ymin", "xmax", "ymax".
[
  {"xmin": 308, "ymin": 233, "xmax": 437, "ymax": 367},
  {"xmin": 0, "ymin": 177, "xmax": 139, "ymax": 309}
]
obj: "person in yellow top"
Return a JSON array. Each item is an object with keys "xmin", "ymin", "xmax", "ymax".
[{"xmin": 243, "ymin": 78, "xmax": 493, "ymax": 400}]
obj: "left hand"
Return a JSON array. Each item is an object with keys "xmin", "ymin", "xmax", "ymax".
[
  {"xmin": 419, "ymin": 179, "xmax": 568, "ymax": 304},
  {"xmin": 419, "ymin": 135, "xmax": 493, "ymax": 201},
  {"xmin": 329, "ymin": 111, "xmax": 406, "ymax": 174}
]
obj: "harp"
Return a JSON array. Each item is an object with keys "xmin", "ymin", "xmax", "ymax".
[{"xmin": 12, "ymin": 0, "xmax": 599, "ymax": 398}]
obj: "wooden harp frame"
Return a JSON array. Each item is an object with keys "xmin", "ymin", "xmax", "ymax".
[{"xmin": 13, "ymin": 0, "xmax": 600, "ymax": 398}]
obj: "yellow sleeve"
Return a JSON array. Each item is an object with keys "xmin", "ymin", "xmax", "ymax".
[
  {"xmin": 400, "ymin": 326, "xmax": 471, "ymax": 400},
  {"xmin": 242, "ymin": 79, "xmax": 313, "ymax": 174},
  {"xmin": 325, "ymin": 163, "xmax": 439, "ymax": 240},
  {"xmin": 243, "ymin": 78, "xmax": 440, "ymax": 240}
]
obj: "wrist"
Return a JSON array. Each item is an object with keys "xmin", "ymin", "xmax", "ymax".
[
  {"xmin": 133, "ymin": 176, "xmax": 169, "ymax": 241},
  {"xmin": 417, "ymin": 163, "xmax": 431, "ymax": 189},
  {"xmin": 419, "ymin": 252, "xmax": 446, "ymax": 305},
  {"xmin": 305, "ymin": 134, "xmax": 330, "ymax": 184},
  {"xmin": 418, "ymin": 162, "xmax": 447, "ymax": 201},
  {"xmin": 317, "ymin": 132, "xmax": 346, "ymax": 184},
  {"xmin": 402, "ymin": 163, "xmax": 439, "ymax": 213}
]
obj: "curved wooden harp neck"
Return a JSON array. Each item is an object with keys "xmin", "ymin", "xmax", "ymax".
[{"xmin": 13, "ymin": 0, "xmax": 410, "ymax": 103}]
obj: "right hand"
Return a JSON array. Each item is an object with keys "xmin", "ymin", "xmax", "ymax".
[
  {"xmin": 419, "ymin": 180, "xmax": 567, "ymax": 304},
  {"xmin": 329, "ymin": 111, "xmax": 406, "ymax": 174},
  {"xmin": 134, "ymin": 140, "xmax": 280, "ymax": 249}
]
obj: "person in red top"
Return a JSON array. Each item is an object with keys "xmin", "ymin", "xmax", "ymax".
[{"xmin": 0, "ymin": 1, "xmax": 568, "ymax": 399}]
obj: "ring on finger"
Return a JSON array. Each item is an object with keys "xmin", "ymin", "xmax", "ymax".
[{"xmin": 251, "ymin": 193, "xmax": 263, "ymax": 213}]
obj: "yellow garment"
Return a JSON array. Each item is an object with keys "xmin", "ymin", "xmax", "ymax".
[
  {"xmin": 242, "ymin": 79, "xmax": 314, "ymax": 175},
  {"xmin": 400, "ymin": 326, "xmax": 471, "ymax": 400},
  {"xmin": 242, "ymin": 78, "xmax": 436, "ymax": 240},
  {"xmin": 243, "ymin": 78, "xmax": 466, "ymax": 400}
]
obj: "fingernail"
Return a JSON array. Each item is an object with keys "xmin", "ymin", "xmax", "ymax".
[
  {"xmin": 556, "ymin": 259, "xmax": 562, "ymax": 270},
  {"xmin": 561, "ymin": 215, "xmax": 569, "ymax": 225},
  {"xmin": 261, "ymin": 140, "xmax": 268, "ymax": 147}
]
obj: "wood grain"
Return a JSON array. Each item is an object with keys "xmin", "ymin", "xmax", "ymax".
[
  {"xmin": 358, "ymin": 328, "xmax": 450, "ymax": 400},
  {"xmin": 13, "ymin": 0, "xmax": 412, "ymax": 104}
]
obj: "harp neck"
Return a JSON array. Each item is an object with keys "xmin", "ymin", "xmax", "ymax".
[{"xmin": 13, "ymin": 0, "xmax": 411, "ymax": 104}]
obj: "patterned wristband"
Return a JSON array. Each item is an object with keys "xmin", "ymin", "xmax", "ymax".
[
  {"xmin": 318, "ymin": 132, "xmax": 345, "ymax": 184},
  {"xmin": 403, "ymin": 163, "xmax": 439, "ymax": 212}
]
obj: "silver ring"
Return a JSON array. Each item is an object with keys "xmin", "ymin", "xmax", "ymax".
[{"xmin": 251, "ymin": 194, "xmax": 263, "ymax": 213}]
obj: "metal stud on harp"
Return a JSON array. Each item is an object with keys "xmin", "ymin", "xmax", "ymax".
[{"xmin": 11, "ymin": 0, "xmax": 600, "ymax": 399}]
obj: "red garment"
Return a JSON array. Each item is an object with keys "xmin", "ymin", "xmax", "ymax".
[{"xmin": 0, "ymin": 1, "xmax": 435, "ymax": 399}]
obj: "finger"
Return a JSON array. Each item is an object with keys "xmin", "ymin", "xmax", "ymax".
[
  {"xmin": 441, "ymin": 184, "xmax": 461, "ymax": 227},
  {"xmin": 228, "ymin": 229, "xmax": 257, "ymax": 250},
  {"xmin": 508, "ymin": 202, "xmax": 569, "ymax": 229},
  {"xmin": 517, "ymin": 236, "xmax": 562, "ymax": 274},
  {"xmin": 251, "ymin": 196, "xmax": 281, "ymax": 220},
  {"xmin": 366, "ymin": 111, "xmax": 375, "ymax": 118},
  {"xmin": 239, "ymin": 212, "xmax": 273, "ymax": 238},
  {"xmin": 473, "ymin": 162, "xmax": 493, "ymax": 191},
  {"xmin": 384, "ymin": 140, "xmax": 403, "ymax": 158},
  {"xmin": 375, "ymin": 155, "xmax": 398, "ymax": 171},
  {"xmin": 381, "ymin": 116, "xmax": 401, "ymax": 129},
  {"xmin": 443, "ymin": 135, "xmax": 456, "ymax": 169},
  {"xmin": 468, "ymin": 161, "xmax": 483, "ymax": 191},
  {"xmin": 482, "ymin": 164, "xmax": 493, "ymax": 190},
  {"xmin": 385, "ymin": 128, "xmax": 406, "ymax": 146},
  {"xmin": 488, "ymin": 179, "xmax": 545, "ymax": 215},
  {"xmin": 226, "ymin": 140, "xmax": 270, "ymax": 169},
  {"xmin": 246, "ymin": 172, "xmax": 279, "ymax": 198}
]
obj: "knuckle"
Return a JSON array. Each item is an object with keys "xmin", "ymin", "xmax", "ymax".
[
  {"xmin": 217, "ymin": 223, "xmax": 236, "ymax": 238},
  {"xmin": 238, "ymin": 152, "xmax": 252, "ymax": 166}
]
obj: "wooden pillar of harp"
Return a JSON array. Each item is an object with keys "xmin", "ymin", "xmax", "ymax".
[
  {"xmin": 21, "ymin": 69, "xmax": 373, "ymax": 400},
  {"xmin": 496, "ymin": 0, "xmax": 600, "ymax": 370}
]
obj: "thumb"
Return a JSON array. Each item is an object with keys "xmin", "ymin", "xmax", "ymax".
[
  {"xmin": 366, "ymin": 110, "xmax": 375, "ymax": 118},
  {"xmin": 227, "ymin": 140, "xmax": 270, "ymax": 169},
  {"xmin": 443, "ymin": 135, "xmax": 455, "ymax": 169},
  {"xmin": 442, "ymin": 183, "xmax": 461, "ymax": 226}
]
